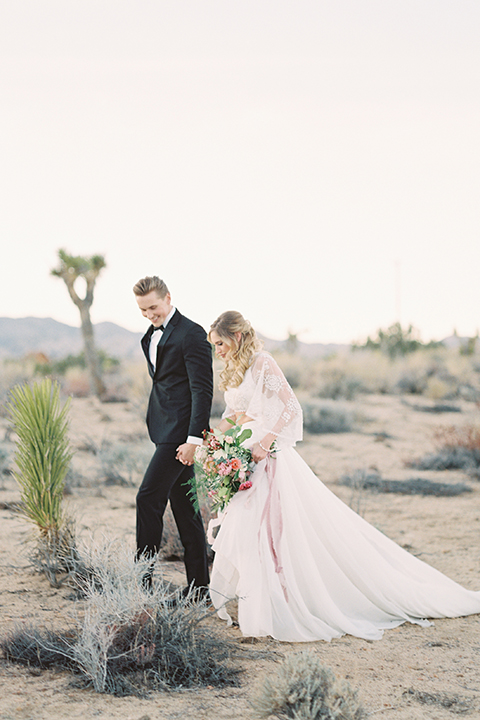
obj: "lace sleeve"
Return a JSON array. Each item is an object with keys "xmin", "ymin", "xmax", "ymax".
[{"xmin": 245, "ymin": 353, "xmax": 303, "ymax": 447}]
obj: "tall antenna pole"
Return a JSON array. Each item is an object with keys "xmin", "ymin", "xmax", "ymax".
[{"xmin": 395, "ymin": 259, "xmax": 401, "ymax": 324}]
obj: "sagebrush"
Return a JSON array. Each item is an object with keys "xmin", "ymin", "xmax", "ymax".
[
  {"xmin": 1, "ymin": 539, "xmax": 240, "ymax": 696},
  {"xmin": 252, "ymin": 651, "xmax": 366, "ymax": 720}
]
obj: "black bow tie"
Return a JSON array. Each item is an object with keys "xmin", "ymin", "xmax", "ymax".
[{"xmin": 152, "ymin": 325, "xmax": 164, "ymax": 333}]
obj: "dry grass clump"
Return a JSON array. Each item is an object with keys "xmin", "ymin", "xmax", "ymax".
[
  {"xmin": 404, "ymin": 687, "xmax": 475, "ymax": 713},
  {"xmin": 270, "ymin": 347, "xmax": 480, "ymax": 401},
  {"xmin": 339, "ymin": 468, "xmax": 472, "ymax": 497},
  {"xmin": 0, "ymin": 445, "xmax": 11, "ymax": 490},
  {"xmin": 97, "ymin": 440, "xmax": 152, "ymax": 486},
  {"xmin": 0, "ymin": 358, "xmax": 36, "ymax": 416},
  {"xmin": 1, "ymin": 540, "xmax": 240, "ymax": 696},
  {"xmin": 402, "ymin": 400, "xmax": 461, "ymax": 414},
  {"xmin": 408, "ymin": 424, "xmax": 480, "ymax": 473},
  {"xmin": 434, "ymin": 424, "xmax": 480, "ymax": 451},
  {"xmin": 301, "ymin": 399, "xmax": 354, "ymax": 434},
  {"xmin": 252, "ymin": 651, "xmax": 366, "ymax": 720}
]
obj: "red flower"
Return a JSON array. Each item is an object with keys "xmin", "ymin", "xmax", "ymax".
[{"xmin": 239, "ymin": 480, "xmax": 252, "ymax": 491}]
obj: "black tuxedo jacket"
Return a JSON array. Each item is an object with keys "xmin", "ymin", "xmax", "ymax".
[{"xmin": 141, "ymin": 309, "xmax": 213, "ymax": 445}]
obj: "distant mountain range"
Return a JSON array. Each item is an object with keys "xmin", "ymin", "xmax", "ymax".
[
  {"xmin": 0, "ymin": 317, "xmax": 144, "ymax": 360},
  {"xmin": 0, "ymin": 317, "xmax": 468, "ymax": 360},
  {"xmin": 0, "ymin": 317, "xmax": 350, "ymax": 360}
]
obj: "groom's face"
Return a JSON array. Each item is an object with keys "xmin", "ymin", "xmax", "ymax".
[{"xmin": 136, "ymin": 290, "xmax": 172, "ymax": 327}]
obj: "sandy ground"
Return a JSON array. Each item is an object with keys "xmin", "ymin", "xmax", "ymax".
[{"xmin": 1, "ymin": 393, "xmax": 480, "ymax": 719}]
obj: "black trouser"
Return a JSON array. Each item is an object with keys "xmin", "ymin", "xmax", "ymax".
[{"xmin": 136, "ymin": 443, "xmax": 209, "ymax": 588}]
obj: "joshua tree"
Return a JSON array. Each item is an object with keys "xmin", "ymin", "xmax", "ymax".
[{"xmin": 51, "ymin": 249, "xmax": 107, "ymax": 399}]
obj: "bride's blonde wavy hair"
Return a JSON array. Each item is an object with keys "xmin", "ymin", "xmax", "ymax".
[{"xmin": 209, "ymin": 311, "xmax": 263, "ymax": 390}]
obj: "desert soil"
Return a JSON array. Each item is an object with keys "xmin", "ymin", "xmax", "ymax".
[{"xmin": 1, "ymin": 393, "xmax": 480, "ymax": 720}]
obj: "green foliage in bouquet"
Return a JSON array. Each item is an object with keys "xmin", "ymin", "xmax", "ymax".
[
  {"xmin": 7, "ymin": 379, "xmax": 76, "ymax": 584},
  {"xmin": 191, "ymin": 419, "xmax": 256, "ymax": 513}
]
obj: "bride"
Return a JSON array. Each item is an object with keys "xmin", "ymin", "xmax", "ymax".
[{"xmin": 206, "ymin": 311, "xmax": 480, "ymax": 642}]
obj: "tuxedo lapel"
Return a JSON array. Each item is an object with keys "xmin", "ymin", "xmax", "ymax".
[{"xmin": 141, "ymin": 326, "xmax": 156, "ymax": 378}]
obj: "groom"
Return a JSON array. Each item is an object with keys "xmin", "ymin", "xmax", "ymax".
[{"xmin": 133, "ymin": 275, "xmax": 213, "ymax": 593}]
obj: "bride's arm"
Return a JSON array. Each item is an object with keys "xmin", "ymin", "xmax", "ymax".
[
  {"xmin": 247, "ymin": 353, "xmax": 302, "ymax": 462},
  {"xmin": 215, "ymin": 416, "xmax": 236, "ymax": 432}
]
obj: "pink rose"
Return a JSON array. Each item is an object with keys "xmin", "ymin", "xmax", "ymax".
[{"xmin": 239, "ymin": 480, "xmax": 252, "ymax": 491}]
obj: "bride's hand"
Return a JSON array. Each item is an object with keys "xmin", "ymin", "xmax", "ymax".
[{"xmin": 251, "ymin": 442, "xmax": 269, "ymax": 463}]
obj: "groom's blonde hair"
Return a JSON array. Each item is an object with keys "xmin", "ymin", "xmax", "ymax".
[
  {"xmin": 209, "ymin": 311, "xmax": 262, "ymax": 390},
  {"xmin": 133, "ymin": 276, "xmax": 169, "ymax": 298}
]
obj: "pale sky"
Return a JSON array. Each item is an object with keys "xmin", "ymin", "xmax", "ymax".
[{"xmin": 1, "ymin": 0, "xmax": 479, "ymax": 344}]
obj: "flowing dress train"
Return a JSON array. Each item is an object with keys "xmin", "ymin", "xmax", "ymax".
[{"xmin": 208, "ymin": 353, "xmax": 480, "ymax": 642}]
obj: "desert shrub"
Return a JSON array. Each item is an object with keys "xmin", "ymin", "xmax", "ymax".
[
  {"xmin": 457, "ymin": 383, "xmax": 480, "ymax": 402},
  {"xmin": 407, "ymin": 448, "xmax": 480, "ymax": 471},
  {"xmin": 353, "ymin": 323, "xmax": 442, "ymax": 358},
  {"xmin": 403, "ymin": 401, "xmax": 461, "ymax": 414},
  {"xmin": 1, "ymin": 540, "xmax": 240, "ymax": 696},
  {"xmin": 98, "ymin": 441, "xmax": 152, "ymax": 486},
  {"xmin": 275, "ymin": 356, "xmax": 304, "ymax": 390},
  {"xmin": 339, "ymin": 469, "xmax": 472, "ymax": 496},
  {"xmin": 62, "ymin": 367, "xmax": 91, "ymax": 397},
  {"xmin": 408, "ymin": 425, "xmax": 480, "ymax": 472},
  {"xmin": 0, "ymin": 446, "xmax": 11, "ymax": 489},
  {"xmin": 404, "ymin": 688, "xmax": 474, "ymax": 713},
  {"xmin": 259, "ymin": 345, "xmax": 480, "ymax": 401},
  {"xmin": 0, "ymin": 358, "xmax": 35, "ymax": 416},
  {"xmin": 394, "ymin": 369, "xmax": 428, "ymax": 395},
  {"xmin": 6, "ymin": 379, "xmax": 76, "ymax": 585},
  {"xmin": 35, "ymin": 350, "xmax": 120, "ymax": 377},
  {"xmin": 459, "ymin": 335, "xmax": 478, "ymax": 356},
  {"xmin": 315, "ymin": 367, "xmax": 363, "ymax": 400},
  {"xmin": 301, "ymin": 400, "xmax": 353, "ymax": 434},
  {"xmin": 424, "ymin": 376, "xmax": 455, "ymax": 400},
  {"xmin": 252, "ymin": 651, "xmax": 366, "ymax": 720}
]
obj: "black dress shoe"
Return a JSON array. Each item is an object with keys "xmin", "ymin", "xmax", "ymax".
[
  {"xmin": 142, "ymin": 572, "xmax": 153, "ymax": 592},
  {"xmin": 183, "ymin": 585, "xmax": 211, "ymax": 605}
]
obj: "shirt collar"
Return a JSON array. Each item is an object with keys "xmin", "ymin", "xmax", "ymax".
[{"xmin": 162, "ymin": 305, "xmax": 176, "ymax": 329}]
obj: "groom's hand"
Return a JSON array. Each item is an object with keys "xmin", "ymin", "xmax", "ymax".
[{"xmin": 176, "ymin": 443, "xmax": 196, "ymax": 466}]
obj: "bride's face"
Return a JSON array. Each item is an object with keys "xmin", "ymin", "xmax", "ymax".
[{"xmin": 210, "ymin": 329, "xmax": 233, "ymax": 360}]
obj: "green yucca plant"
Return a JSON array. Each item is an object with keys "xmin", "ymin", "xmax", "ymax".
[{"xmin": 7, "ymin": 379, "xmax": 75, "ymax": 585}]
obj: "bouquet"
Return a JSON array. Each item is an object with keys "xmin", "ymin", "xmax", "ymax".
[{"xmin": 190, "ymin": 420, "xmax": 256, "ymax": 513}]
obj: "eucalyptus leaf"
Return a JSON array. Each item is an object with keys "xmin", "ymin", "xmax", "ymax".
[{"xmin": 237, "ymin": 428, "xmax": 253, "ymax": 445}]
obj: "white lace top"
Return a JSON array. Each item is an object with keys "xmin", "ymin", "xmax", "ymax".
[{"xmin": 223, "ymin": 351, "xmax": 303, "ymax": 448}]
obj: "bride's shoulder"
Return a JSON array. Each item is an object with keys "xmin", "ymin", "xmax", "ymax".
[
  {"xmin": 249, "ymin": 350, "xmax": 275, "ymax": 372},
  {"xmin": 251, "ymin": 350, "xmax": 271, "ymax": 363}
]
